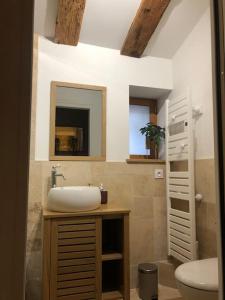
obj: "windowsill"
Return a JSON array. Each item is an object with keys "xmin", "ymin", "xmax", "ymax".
[{"xmin": 126, "ymin": 158, "xmax": 165, "ymax": 164}]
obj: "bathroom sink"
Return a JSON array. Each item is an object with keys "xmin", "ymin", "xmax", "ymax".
[{"xmin": 47, "ymin": 186, "xmax": 101, "ymax": 212}]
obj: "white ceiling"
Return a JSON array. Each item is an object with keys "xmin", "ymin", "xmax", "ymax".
[
  {"xmin": 34, "ymin": 0, "xmax": 210, "ymax": 59},
  {"xmin": 129, "ymin": 85, "xmax": 170, "ymax": 99},
  {"xmin": 144, "ymin": 0, "xmax": 210, "ymax": 58},
  {"xmin": 79, "ymin": 0, "xmax": 141, "ymax": 50}
]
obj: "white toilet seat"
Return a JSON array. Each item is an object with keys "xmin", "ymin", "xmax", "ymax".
[{"xmin": 175, "ymin": 258, "xmax": 218, "ymax": 291}]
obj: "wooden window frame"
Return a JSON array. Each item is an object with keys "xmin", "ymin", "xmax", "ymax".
[{"xmin": 129, "ymin": 97, "xmax": 157, "ymax": 159}]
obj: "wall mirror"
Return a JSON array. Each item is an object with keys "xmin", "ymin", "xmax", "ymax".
[{"xmin": 50, "ymin": 81, "xmax": 106, "ymax": 161}]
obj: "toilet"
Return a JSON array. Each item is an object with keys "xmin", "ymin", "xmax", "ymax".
[{"xmin": 175, "ymin": 258, "xmax": 218, "ymax": 300}]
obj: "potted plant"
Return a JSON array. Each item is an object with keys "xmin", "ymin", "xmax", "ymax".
[{"xmin": 140, "ymin": 122, "xmax": 165, "ymax": 158}]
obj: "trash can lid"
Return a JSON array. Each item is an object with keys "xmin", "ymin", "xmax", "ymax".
[{"xmin": 138, "ymin": 263, "xmax": 158, "ymax": 274}]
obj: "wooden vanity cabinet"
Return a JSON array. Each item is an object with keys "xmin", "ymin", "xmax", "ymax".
[{"xmin": 43, "ymin": 209, "xmax": 130, "ymax": 300}]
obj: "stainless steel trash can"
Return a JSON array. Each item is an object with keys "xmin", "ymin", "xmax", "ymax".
[{"xmin": 138, "ymin": 263, "xmax": 158, "ymax": 300}]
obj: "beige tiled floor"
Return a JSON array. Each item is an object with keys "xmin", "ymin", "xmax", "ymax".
[{"xmin": 131, "ymin": 284, "xmax": 183, "ymax": 300}]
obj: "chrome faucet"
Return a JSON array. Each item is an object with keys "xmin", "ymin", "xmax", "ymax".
[{"xmin": 51, "ymin": 165, "xmax": 66, "ymax": 188}]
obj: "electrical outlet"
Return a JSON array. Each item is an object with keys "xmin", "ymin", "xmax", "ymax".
[{"xmin": 154, "ymin": 169, "xmax": 164, "ymax": 179}]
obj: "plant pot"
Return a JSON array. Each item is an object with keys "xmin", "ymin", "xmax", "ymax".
[
  {"xmin": 145, "ymin": 136, "xmax": 151, "ymax": 150},
  {"xmin": 145, "ymin": 137, "xmax": 158, "ymax": 159}
]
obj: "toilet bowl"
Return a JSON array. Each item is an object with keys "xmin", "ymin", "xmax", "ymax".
[{"xmin": 175, "ymin": 258, "xmax": 218, "ymax": 300}]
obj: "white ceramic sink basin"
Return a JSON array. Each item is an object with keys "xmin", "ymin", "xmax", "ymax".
[{"xmin": 47, "ymin": 186, "xmax": 101, "ymax": 212}]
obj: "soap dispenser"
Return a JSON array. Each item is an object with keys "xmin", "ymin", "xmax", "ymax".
[{"xmin": 99, "ymin": 183, "xmax": 108, "ymax": 204}]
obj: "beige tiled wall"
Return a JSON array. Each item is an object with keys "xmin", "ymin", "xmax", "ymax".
[{"xmin": 195, "ymin": 159, "xmax": 218, "ymax": 259}]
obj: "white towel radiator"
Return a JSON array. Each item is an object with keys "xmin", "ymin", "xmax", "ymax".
[{"xmin": 166, "ymin": 92, "xmax": 198, "ymax": 262}]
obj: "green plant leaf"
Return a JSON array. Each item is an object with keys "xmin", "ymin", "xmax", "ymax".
[{"xmin": 139, "ymin": 122, "xmax": 165, "ymax": 145}]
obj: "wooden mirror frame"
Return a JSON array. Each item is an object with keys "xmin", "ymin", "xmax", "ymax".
[{"xmin": 49, "ymin": 81, "xmax": 106, "ymax": 161}]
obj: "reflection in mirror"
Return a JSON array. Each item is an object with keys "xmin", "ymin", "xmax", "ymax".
[{"xmin": 50, "ymin": 82, "xmax": 106, "ymax": 161}]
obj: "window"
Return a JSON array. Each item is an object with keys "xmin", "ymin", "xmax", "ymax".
[{"xmin": 129, "ymin": 97, "xmax": 157, "ymax": 159}]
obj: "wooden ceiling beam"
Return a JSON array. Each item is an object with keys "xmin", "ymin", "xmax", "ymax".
[
  {"xmin": 55, "ymin": 0, "xmax": 86, "ymax": 46},
  {"xmin": 121, "ymin": 0, "xmax": 171, "ymax": 58}
]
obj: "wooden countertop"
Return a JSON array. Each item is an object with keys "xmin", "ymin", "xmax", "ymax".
[{"xmin": 43, "ymin": 204, "xmax": 130, "ymax": 219}]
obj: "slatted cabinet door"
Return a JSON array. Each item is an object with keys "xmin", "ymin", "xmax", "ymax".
[{"xmin": 50, "ymin": 217, "xmax": 101, "ymax": 300}]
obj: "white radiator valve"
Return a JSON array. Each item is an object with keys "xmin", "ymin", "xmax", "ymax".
[
  {"xmin": 195, "ymin": 193, "xmax": 203, "ymax": 202},
  {"xmin": 180, "ymin": 143, "xmax": 185, "ymax": 150},
  {"xmin": 172, "ymin": 115, "xmax": 176, "ymax": 122},
  {"xmin": 193, "ymin": 106, "xmax": 203, "ymax": 117}
]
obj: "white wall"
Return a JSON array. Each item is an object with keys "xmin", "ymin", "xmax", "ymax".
[
  {"xmin": 35, "ymin": 36, "xmax": 173, "ymax": 161},
  {"xmin": 145, "ymin": 0, "xmax": 209, "ymax": 58},
  {"xmin": 172, "ymin": 6, "xmax": 214, "ymax": 159},
  {"xmin": 159, "ymin": 6, "xmax": 214, "ymax": 160}
]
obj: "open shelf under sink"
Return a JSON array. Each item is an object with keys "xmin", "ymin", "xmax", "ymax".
[
  {"xmin": 102, "ymin": 252, "xmax": 123, "ymax": 261},
  {"xmin": 102, "ymin": 290, "xmax": 123, "ymax": 300}
]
